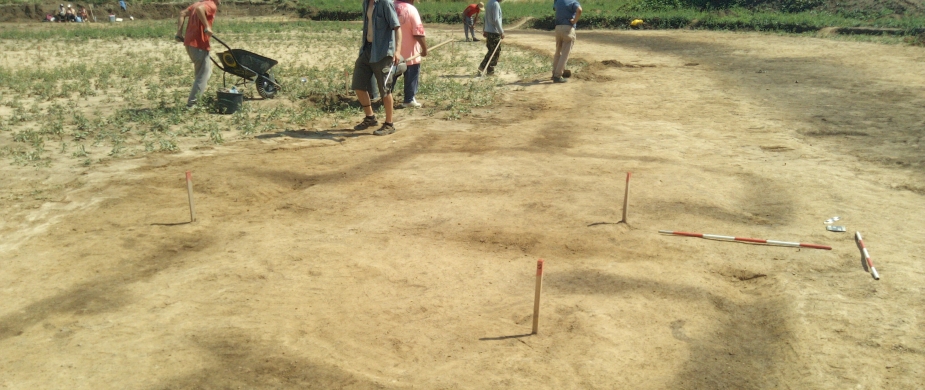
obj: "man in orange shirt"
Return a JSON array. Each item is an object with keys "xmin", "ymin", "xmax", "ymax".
[
  {"xmin": 462, "ymin": 2, "xmax": 484, "ymax": 42},
  {"xmin": 176, "ymin": 0, "xmax": 219, "ymax": 108}
]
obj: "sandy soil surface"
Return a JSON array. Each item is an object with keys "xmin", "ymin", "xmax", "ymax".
[{"xmin": 2, "ymin": 27, "xmax": 925, "ymax": 389}]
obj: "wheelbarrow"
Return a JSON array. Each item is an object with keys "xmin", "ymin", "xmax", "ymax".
[{"xmin": 209, "ymin": 34, "xmax": 281, "ymax": 99}]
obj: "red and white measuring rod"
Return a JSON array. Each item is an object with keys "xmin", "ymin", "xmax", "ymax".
[
  {"xmin": 855, "ymin": 232, "xmax": 880, "ymax": 280},
  {"xmin": 659, "ymin": 230, "xmax": 832, "ymax": 250}
]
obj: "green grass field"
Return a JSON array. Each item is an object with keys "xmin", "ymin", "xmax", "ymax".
[{"xmin": 0, "ymin": 19, "xmax": 554, "ymax": 167}]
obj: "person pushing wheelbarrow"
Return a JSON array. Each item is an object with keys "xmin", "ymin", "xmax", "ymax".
[{"xmin": 176, "ymin": 0, "xmax": 219, "ymax": 108}]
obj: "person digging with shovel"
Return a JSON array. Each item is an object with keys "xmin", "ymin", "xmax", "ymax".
[
  {"xmin": 478, "ymin": 0, "xmax": 503, "ymax": 76},
  {"xmin": 391, "ymin": 0, "xmax": 427, "ymax": 109},
  {"xmin": 462, "ymin": 2, "xmax": 483, "ymax": 42},
  {"xmin": 175, "ymin": 0, "xmax": 219, "ymax": 108}
]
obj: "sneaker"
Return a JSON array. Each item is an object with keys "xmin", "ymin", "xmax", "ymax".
[
  {"xmin": 402, "ymin": 99, "xmax": 422, "ymax": 108},
  {"xmin": 373, "ymin": 122, "xmax": 396, "ymax": 136},
  {"xmin": 354, "ymin": 116, "xmax": 378, "ymax": 130},
  {"xmin": 553, "ymin": 77, "xmax": 568, "ymax": 83},
  {"xmin": 473, "ymin": 38, "xmax": 480, "ymax": 42}
]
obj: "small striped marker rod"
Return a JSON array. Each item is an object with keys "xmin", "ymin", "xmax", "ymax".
[
  {"xmin": 659, "ymin": 230, "xmax": 832, "ymax": 250},
  {"xmin": 855, "ymin": 232, "xmax": 880, "ymax": 280}
]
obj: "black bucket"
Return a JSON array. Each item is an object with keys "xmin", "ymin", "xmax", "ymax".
[{"xmin": 215, "ymin": 91, "xmax": 243, "ymax": 114}]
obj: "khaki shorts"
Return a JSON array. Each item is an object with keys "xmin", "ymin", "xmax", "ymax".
[{"xmin": 352, "ymin": 44, "xmax": 394, "ymax": 96}]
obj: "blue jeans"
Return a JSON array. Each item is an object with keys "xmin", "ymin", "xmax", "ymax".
[{"xmin": 464, "ymin": 16, "xmax": 476, "ymax": 40}]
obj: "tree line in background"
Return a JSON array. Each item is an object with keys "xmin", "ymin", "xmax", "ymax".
[{"xmin": 1, "ymin": 0, "xmax": 923, "ymax": 36}]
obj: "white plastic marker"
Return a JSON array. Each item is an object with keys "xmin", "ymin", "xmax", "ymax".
[
  {"xmin": 532, "ymin": 259, "xmax": 544, "ymax": 335},
  {"xmin": 621, "ymin": 172, "xmax": 632, "ymax": 223},
  {"xmin": 186, "ymin": 171, "xmax": 196, "ymax": 222},
  {"xmin": 659, "ymin": 230, "xmax": 832, "ymax": 250},
  {"xmin": 383, "ymin": 64, "xmax": 397, "ymax": 94},
  {"xmin": 855, "ymin": 232, "xmax": 880, "ymax": 280}
]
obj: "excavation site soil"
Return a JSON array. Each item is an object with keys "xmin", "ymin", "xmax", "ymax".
[{"xmin": 2, "ymin": 25, "xmax": 924, "ymax": 389}]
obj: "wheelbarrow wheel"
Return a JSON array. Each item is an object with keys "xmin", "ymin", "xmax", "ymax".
[{"xmin": 256, "ymin": 74, "xmax": 279, "ymax": 99}]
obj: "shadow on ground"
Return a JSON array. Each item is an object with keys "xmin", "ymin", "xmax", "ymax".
[{"xmin": 548, "ymin": 268, "xmax": 799, "ymax": 389}]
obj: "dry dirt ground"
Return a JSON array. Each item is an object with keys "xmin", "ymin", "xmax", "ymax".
[{"xmin": 2, "ymin": 26, "xmax": 925, "ymax": 389}]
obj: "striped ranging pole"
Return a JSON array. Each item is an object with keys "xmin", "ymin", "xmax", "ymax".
[
  {"xmin": 658, "ymin": 230, "xmax": 831, "ymax": 250},
  {"xmin": 855, "ymin": 232, "xmax": 880, "ymax": 280},
  {"xmin": 532, "ymin": 259, "xmax": 544, "ymax": 335}
]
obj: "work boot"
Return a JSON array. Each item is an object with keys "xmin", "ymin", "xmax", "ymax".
[
  {"xmin": 354, "ymin": 115, "xmax": 378, "ymax": 130},
  {"xmin": 373, "ymin": 122, "xmax": 396, "ymax": 136}
]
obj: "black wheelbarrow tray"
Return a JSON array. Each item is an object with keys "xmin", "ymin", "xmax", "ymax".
[{"xmin": 209, "ymin": 34, "xmax": 282, "ymax": 99}]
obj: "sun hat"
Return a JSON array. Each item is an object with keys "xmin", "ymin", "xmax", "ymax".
[{"xmin": 478, "ymin": 2, "xmax": 484, "ymax": 9}]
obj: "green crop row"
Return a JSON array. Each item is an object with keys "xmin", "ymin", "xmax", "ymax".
[{"xmin": 3, "ymin": 0, "xmax": 923, "ymax": 35}]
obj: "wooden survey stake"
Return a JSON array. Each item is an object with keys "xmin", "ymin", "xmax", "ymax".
[
  {"xmin": 186, "ymin": 171, "xmax": 196, "ymax": 222},
  {"xmin": 532, "ymin": 259, "xmax": 544, "ymax": 335},
  {"xmin": 622, "ymin": 172, "xmax": 632, "ymax": 223}
]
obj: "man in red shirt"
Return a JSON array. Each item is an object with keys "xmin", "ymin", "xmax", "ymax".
[
  {"xmin": 175, "ymin": 0, "xmax": 219, "ymax": 108},
  {"xmin": 462, "ymin": 2, "xmax": 484, "ymax": 42}
]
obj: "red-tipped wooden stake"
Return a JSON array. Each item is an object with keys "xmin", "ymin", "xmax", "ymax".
[
  {"xmin": 186, "ymin": 171, "xmax": 196, "ymax": 222},
  {"xmin": 532, "ymin": 259, "xmax": 545, "ymax": 335},
  {"xmin": 622, "ymin": 172, "xmax": 632, "ymax": 223}
]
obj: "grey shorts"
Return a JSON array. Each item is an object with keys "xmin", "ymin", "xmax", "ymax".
[{"xmin": 352, "ymin": 44, "xmax": 393, "ymax": 96}]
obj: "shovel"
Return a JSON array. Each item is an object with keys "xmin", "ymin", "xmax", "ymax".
[{"xmin": 479, "ymin": 37, "xmax": 503, "ymax": 78}]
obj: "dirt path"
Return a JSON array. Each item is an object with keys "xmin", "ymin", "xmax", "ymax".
[{"xmin": 1, "ymin": 29, "xmax": 924, "ymax": 389}]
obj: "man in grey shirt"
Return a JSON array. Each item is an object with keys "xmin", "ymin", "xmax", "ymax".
[
  {"xmin": 478, "ymin": 0, "xmax": 504, "ymax": 76},
  {"xmin": 351, "ymin": 0, "xmax": 403, "ymax": 136}
]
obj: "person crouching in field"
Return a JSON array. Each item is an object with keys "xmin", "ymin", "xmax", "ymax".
[
  {"xmin": 392, "ymin": 0, "xmax": 427, "ymax": 109},
  {"xmin": 479, "ymin": 0, "xmax": 503, "ymax": 76},
  {"xmin": 352, "ymin": 0, "xmax": 402, "ymax": 136},
  {"xmin": 176, "ymin": 0, "xmax": 218, "ymax": 108},
  {"xmin": 462, "ymin": 2, "xmax": 483, "ymax": 42},
  {"xmin": 552, "ymin": 0, "xmax": 581, "ymax": 83}
]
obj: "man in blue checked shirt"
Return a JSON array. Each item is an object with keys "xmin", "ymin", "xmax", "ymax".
[{"xmin": 351, "ymin": 0, "xmax": 403, "ymax": 136}]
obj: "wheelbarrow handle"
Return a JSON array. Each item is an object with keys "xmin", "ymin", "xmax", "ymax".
[{"xmin": 210, "ymin": 33, "xmax": 233, "ymax": 52}]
